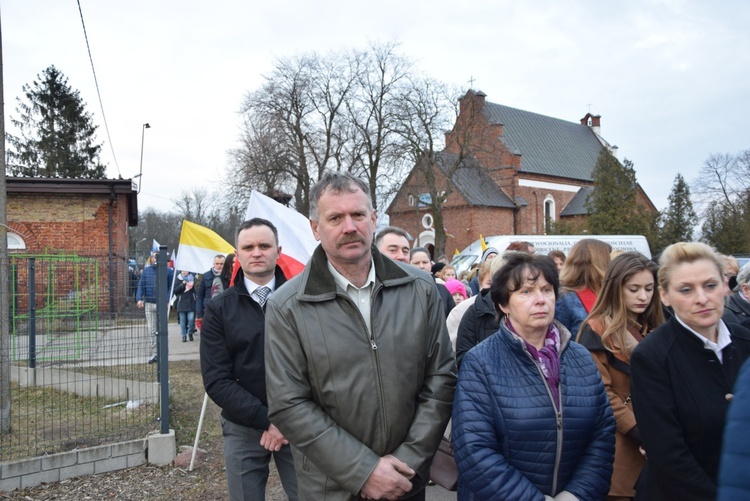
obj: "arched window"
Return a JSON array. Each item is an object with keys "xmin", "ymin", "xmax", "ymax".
[
  {"xmin": 544, "ymin": 197, "xmax": 555, "ymax": 234},
  {"xmin": 7, "ymin": 232, "xmax": 26, "ymax": 251}
]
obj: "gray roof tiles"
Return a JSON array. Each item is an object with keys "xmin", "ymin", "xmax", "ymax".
[
  {"xmin": 559, "ymin": 186, "xmax": 593, "ymax": 216},
  {"xmin": 436, "ymin": 153, "xmax": 517, "ymax": 208},
  {"xmin": 482, "ymin": 102, "xmax": 604, "ymax": 181}
]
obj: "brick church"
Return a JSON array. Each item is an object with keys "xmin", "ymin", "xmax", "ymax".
[{"xmin": 386, "ymin": 90, "xmax": 656, "ymax": 255}]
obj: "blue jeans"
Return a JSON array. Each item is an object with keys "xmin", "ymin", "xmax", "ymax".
[{"xmin": 178, "ymin": 311, "xmax": 195, "ymax": 337}]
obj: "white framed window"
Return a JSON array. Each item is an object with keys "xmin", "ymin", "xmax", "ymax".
[
  {"xmin": 7, "ymin": 232, "xmax": 26, "ymax": 250},
  {"xmin": 544, "ymin": 196, "xmax": 555, "ymax": 234}
]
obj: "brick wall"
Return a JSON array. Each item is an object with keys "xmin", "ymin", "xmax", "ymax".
[
  {"xmin": 386, "ymin": 90, "xmax": 657, "ymax": 253},
  {"xmin": 6, "ymin": 193, "xmax": 130, "ymax": 259},
  {"xmin": 6, "ymin": 191, "xmax": 133, "ymax": 312}
]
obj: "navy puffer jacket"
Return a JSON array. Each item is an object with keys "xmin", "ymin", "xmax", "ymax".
[{"xmin": 452, "ymin": 320, "xmax": 615, "ymax": 500}]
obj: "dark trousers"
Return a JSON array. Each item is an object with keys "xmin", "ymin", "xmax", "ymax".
[{"xmin": 222, "ymin": 418, "xmax": 298, "ymax": 500}]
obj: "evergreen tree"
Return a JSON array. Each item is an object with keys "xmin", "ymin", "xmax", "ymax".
[
  {"xmin": 6, "ymin": 65, "xmax": 106, "ymax": 179},
  {"xmin": 658, "ymin": 173, "xmax": 697, "ymax": 249},
  {"xmin": 585, "ymin": 149, "xmax": 652, "ymax": 237},
  {"xmin": 701, "ymin": 192, "xmax": 750, "ymax": 254}
]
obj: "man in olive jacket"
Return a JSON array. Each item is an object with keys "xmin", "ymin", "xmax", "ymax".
[{"xmin": 265, "ymin": 172, "xmax": 456, "ymax": 501}]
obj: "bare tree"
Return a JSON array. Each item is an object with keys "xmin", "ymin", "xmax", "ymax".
[
  {"xmin": 129, "ymin": 208, "xmax": 182, "ymax": 262},
  {"xmin": 692, "ymin": 150, "xmax": 750, "ymax": 251},
  {"xmin": 692, "ymin": 151, "xmax": 750, "ymax": 212},
  {"xmin": 172, "ymin": 187, "xmax": 217, "ymax": 226},
  {"xmin": 230, "ymin": 44, "xmax": 423, "ymax": 217},
  {"xmin": 346, "ymin": 42, "xmax": 412, "ymax": 211},
  {"xmin": 390, "ymin": 80, "xmax": 470, "ymax": 257},
  {"xmin": 236, "ymin": 52, "xmax": 359, "ymax": 216},
  {"xmin": 226, "ymin": 112, "xmax": 297, "ymax": 210}
]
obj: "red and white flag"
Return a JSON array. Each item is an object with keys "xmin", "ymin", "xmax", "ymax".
[{"xmin": 244, "ymin": 190, "xmax": 317, "ymax": 278}]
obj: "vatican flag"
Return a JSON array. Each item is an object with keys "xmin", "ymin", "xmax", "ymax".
[{"xmin": 174, "ymin": 220, "xmax": 234, "ymax": 274}]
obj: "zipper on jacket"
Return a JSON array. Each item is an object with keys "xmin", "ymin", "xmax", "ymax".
[
  {"xmin": 521, "ymin": 342, "xmax": 564, "ymax": 496},
  {"xmin": 370, "ymin": 282, "xmax": 387, "ymax": 452},
  {"xmin": 552, "ymin": 408, "xmax": 563, "ymax": 494},
  {"xmin": 339, "ymin": 287, "xmax": 387, "ymax": 452}
]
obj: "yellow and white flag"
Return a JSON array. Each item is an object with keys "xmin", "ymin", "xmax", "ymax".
[{"xmin": 174, "ymin": 220, "xmax": 234, "ymax": 274}]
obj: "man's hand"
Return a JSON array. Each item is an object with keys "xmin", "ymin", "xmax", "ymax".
[
  {"xmin": 360, "ymin": 455, "xmax": 415, "ymax": 500},
  {"xmin": 260, "ymin": 424, "xmax": 289, "ymax": 452},
  {"xmin": 137, "ymin": 300, "xmax": 144, "ymax": 309}
]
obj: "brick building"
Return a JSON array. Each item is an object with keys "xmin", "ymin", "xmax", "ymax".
[
  {"xmin": 386, "ymin": 90, "xmax": 656, "ymax": 255},
  {"xmin": 5, "ymin": 177, "xmax": 138, "ymax": 312}
]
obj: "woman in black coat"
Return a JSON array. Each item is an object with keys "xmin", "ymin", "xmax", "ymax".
[
  {"xmin": 631, "ymin": 242, "xmax": 750, "ymax": 500},
  {"xmin": 174, "ymin": 270, "xmax": 197, "ymax": 341}
]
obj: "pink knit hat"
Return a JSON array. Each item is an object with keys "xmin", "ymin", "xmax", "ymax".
[{"xmin": 444, "ymin": 279, "xmax": 467, "ymax": 299}]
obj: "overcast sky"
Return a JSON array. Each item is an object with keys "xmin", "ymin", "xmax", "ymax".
[{"xmin": 3, "ymin": 0, "xmax": 749, "ymax": 219}]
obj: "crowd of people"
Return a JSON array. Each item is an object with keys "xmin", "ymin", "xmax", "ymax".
[{"xmin": 136, "ymin": 170, "xmax": 750, "ymax": 500}]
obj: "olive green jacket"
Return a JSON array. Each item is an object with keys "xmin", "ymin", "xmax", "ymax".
[{"xmin": 265, "ymin": 244, "xmax": 456, "ymax": 500}]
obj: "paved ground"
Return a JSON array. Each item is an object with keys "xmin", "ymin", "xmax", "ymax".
[{"xmin": 164, "ymin": 322, "xmax": 457, "ymax": 500}]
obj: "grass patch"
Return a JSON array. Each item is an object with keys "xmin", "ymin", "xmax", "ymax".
[
  {"xmin": 0, "ymin": 360, "xmax": 221, "ymax": 463},
  {"xmin": 168, "ymin": 360, "xmax": 223, "ymax": 448},
  {"xmin": 1, "ymin": 380, "xmax": 158, "ymax": 462}
]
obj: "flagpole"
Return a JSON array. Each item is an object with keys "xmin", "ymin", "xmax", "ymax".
[{"xmin": 189, "ymin": 392, "xmax": 210, "ymax": 471}]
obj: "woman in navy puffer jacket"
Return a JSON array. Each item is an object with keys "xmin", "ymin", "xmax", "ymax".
[{"xmin": 453, "ymin": 252, "xmax": 615, "ymax": 500}]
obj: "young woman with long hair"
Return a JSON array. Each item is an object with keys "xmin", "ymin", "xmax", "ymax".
[
  {"xmin": 578, "ymin": 252, "xmax": 663, "ymax": 500},
  {"xmin": 555, "ymin": 238, "xmax": 612, "ymax": 336}
]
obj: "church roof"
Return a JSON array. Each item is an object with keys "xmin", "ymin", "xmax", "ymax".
[
  {"xmin": 559, "ymin": 186, "xmax": 593, "ymax": 216},
  {"xmin": 482, "ymin": 102, "xmax": 605, "ymax": 181},
  {"xmin": 436, "ymin": 153, "xmax": 516, "ymax": 208}
]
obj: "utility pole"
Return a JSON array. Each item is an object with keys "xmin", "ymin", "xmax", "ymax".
[{"xmin": 0, "ymin": 10, "xmax": 12, "ymax": 434}]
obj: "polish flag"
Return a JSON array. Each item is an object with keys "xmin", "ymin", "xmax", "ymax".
[{"xmin": 244, "ymin": 190, "xmax": 317, "ymax": 278}]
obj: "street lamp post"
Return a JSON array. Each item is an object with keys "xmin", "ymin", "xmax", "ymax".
[{"xmin": 137, "ymin": 123, "xmax": 151, "ymax": 194}]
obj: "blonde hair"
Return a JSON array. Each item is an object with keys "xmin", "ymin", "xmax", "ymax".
[
  {"xmin": 440, "ymin": 265, "xmax": 457, "ymax": 280},
  {"xmin": 580, "ymin": 252, "xmax": 663, "ymax": 357},
  {"xmin": 658, "ymin": 242, "xmax": 722, "ymax": 292},
  {"xmin": 559, "ymin": 238, "xmax": 612, "ymax": 294}
]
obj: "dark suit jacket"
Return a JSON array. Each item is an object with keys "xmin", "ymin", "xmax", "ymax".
[{"xmin": 631, "ymin": 317, "xmax": 750, "ymax": 500}]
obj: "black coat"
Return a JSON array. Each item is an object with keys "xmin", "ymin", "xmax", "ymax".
[
  {"xmin": 631, "ymin": 317, "xmax": 750, "ymax": 500},
  {"xmin": 455, "ymin": 289, "xmax": 499, "ymax": 369},
  {"xmin": 723, "ymin": 292, "xmax": 750, "ymax": 326},
  {"xmin": 173, "ymin": 278, "xmax": 196, "ymax": 313},
  {"xmin": 200, "ymin": 266, "xmax": 287, "ymax": 430},
  {"xmin": 195, "ymin": 268, "xmax": 219, "ymax": 318},
  {"xmin": 435, "ymin": 280, "xmax": 456, "ymax": 318}
]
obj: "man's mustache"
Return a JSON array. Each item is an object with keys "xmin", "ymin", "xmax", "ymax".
[{"xmin": 336, "ymin": 234, "xmax": 366, "ymax": 248}]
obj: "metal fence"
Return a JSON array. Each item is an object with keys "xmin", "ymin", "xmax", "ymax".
[{"xmin": 0, "ymin": 253, "xmax": 161, "ymax": 462}]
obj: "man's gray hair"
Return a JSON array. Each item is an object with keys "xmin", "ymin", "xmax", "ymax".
[
  {"xmin": 737, "ymin": 262, "xmax": 750, "ymax": 290},
  {"xmin": 309, "ymin": 171, "xmax": 372, "ymax": 221}
]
